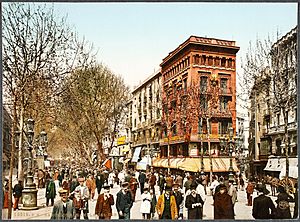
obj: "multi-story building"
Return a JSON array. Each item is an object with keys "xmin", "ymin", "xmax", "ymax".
[
  {"xmin": 236, "ymin": 112, "xmax": 247, "ymax": 173},
  {"xmin": 265, "ymin": 27, "xmax": 297, "ymax": 179},
  {"xmin": 248, "ymin": 70, "xmax": 271, "ymax": 177},
  {"xmin": 155, "ymin": 36, "xmax": 240, "ymax": 174},
  {"xmin": 127, "ymin": 70, "xmax": 162, "ymax": 170},
  {"xmin": 249, "ymin": 27, "xmax": 297, "ymax": 179}
]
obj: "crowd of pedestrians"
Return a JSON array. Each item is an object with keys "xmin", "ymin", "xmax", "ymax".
[{"xmin": 2, "ymin": 165, "xmax": 298, "ymax": 220}]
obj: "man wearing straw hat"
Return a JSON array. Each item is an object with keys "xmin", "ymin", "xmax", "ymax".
[{"xmin": 51, "ymin": 189, "xmax": 75, "ymax": 219}]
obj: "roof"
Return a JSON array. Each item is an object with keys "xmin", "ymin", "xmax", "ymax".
[
  {"xmin": 161, "ymin": 35, "xmax": 240, "ymax": 66},
  {"xmin": 132, "ymin": 69, "xmax": 162, "ymax": 94},
  {"xmin": 272, "ymin": 26, "xmax": 297, "ymax": 49}
]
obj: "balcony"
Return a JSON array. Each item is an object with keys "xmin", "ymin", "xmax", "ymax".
[
  {"xmin": 219, "ymin": 87, "xmax": 233, "ymax": 96},
  {"xmin": 269, "ymin": 122, "xmax": 297, "ymax": 134}
]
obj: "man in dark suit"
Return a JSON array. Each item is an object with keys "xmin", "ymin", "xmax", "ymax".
[
  {"xmin": 116, "ymin": 182, "xmax": 133, "ymax": 219},
  {"xmin": 138, "ymin": 171, "xmax": 146, "ymax": 194},
  {"xmin": 252, "ymin": 184, "xmax": 275, "ymax": 219}
]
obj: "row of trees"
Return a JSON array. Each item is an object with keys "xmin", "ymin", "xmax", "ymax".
[{"xmin": 2, "ymin": 3, "xmax": 129, "ymax": 218}]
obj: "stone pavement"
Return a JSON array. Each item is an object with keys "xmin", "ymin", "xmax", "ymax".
[{"xmin": 2, "ymin": 180, "xmax": 296, "ymax": 220}]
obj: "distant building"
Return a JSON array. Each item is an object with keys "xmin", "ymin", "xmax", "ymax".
[{"xmin": 126, "ymin": 70, "xmax": 162, "ymax": 170}]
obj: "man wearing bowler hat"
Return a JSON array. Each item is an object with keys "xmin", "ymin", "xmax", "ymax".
[
  {"xmin": 156, "ymin": 185, "xmax": 178, "ymax": 219},
  {"xmin": 116, "ymin": 182, "xmax": 133, "ymax": 219},
  {"xmin": 252, "ymin": 183, "xmax": 275, "ymax": 219},
  {"xmin": 51, "ymin": 189, "xmax": 75, "ymax": 219}
]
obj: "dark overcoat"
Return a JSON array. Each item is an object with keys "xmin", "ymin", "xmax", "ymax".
[
  {"xmin": 275, "ymin": 192, "xmax": 293, "ymax": 219},
  {"xmin": 185, "ymin": 193, "xmax": 204, "ymax": 219},
  {"xmin": 214, "ymin": 192, "xmax": 234, "ymax": 219},
  {"xmin": 13, "ymin": 183, "xmax": 23, "ymax": 198},
  {"xmin": 252, "ymin": 194, "xmax": 275, "ymax": 219},
  {"xmin": 46, "ymin": 180, "xmax": 56, "ymax": 199},
  {"xmin": 116, "ymin": 190, "xmax": 133, "ymax": 213}
]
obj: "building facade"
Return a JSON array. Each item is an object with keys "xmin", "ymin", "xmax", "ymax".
[
  {"xmin": 236, "ymin": 112, "xmax": 247, "ymax": 173},
  {"xmin": 156, "ymin": 36, "xmax": 240, "ymax": 173},
  {"xmin": 248, "ymin": 26, "xmax": 297, "ymax": 179},
  {"xmin": 127, "ymin": 71, "xmax": 162, "ymax": 170}
]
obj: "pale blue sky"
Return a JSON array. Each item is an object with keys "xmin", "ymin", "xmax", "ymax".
[{"xmin": 28, "ymin": 3, "xmax": 300, "ymax": 89}]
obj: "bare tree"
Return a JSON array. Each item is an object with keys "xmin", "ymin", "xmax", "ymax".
[
  {"xmin": 2, "ymin": 3, "xmax": 92, "ymax": 218},
  {"xmin": 240, "ymin": 28, "xmax": 297, "ymax": 181}
]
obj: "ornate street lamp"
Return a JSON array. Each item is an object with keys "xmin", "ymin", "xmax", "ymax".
[
  {"xmin": 21, "ymin": 118, "xmax": 38, "ymax": 210},
  {"xmin": 228, "ymin": 127, "xmax": 235, "ymax": 182}
]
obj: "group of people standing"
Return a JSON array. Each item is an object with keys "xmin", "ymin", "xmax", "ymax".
[{"xmin": 3, "ymin": 165, "xmax": 298, "ymax": 220}]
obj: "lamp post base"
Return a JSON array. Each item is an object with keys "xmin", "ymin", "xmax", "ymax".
[
  {"xmin": 21, "ymin": 175, "xmax": 38, "ymax": 210},
  {"xmin": 21, "ymin": 188, "xmax": 38, "ymax": 210}
]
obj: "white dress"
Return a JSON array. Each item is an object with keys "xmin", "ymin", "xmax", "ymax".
[{"xmin": 140, "ymin": 192, "xmax": 151, "ymax": 214}]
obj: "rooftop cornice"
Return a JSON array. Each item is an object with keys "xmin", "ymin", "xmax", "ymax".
[{"xmin": 161, "ymin": 35, "xmax": 240, "ymax": 67}]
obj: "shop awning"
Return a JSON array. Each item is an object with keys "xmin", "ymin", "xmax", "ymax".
[
  {"xmin": 119, "ymin": 157, "xmax": 124, "ymax": 163},
  {"xmin": 177, "ymin": 157, "xmax": 239, "ymax": 173},
  {"xmin": 264, "ymin": 158, "xmax": 281, "ymax": 171},
  {"xmin": 152, "ymin": 157, "xmax": 239, "ymax": 172},
  {"xmin": 170, "ymin": 158, "xmax": 185, "ymax": 169},
  {"xmin": 279, "ymin": 158, "xmax": 298, "ymax": 179},
  {"xmin": 131, "ymin": 147, "xmax": 142, "ymax": 162}
]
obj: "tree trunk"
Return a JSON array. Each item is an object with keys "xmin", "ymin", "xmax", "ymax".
[
  {"xmin": 284, "ymin": 109, "xmax": 289, "ymax": 178},
  {"xmin": 8, "ymin": 99, "xmax": 17, "ymax": 219},
  {"xmin": 17, "ymin": 105, "xmax": 24, "ymax": 182}
]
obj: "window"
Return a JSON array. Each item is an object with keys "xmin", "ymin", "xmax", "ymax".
[
  {"xmin": 219, "ymin": 121, "xmax": 229, "ymax": 134},
  {"xmin": 208, "ymin": 56, "xmax": 213, "ymax": 66},
  {"xmin": 183, "ymin": 78, "xmax": 187, "ymax": 92},
  {"xmin": 194, "ymin": 55, "xmax": 199, "ymax": 64},
  {"xmin": 198, "ymin": 118, "xmax": 202, "ymax": 134},
  {"xmin": 221, "ymin": 58, "xmax": 226, "ymax": 67},
  {"xmin": 201, "ymin": 55, "xmax": 206, "ymax": 65},
  {"xmin": 171, "ymin": 122, "xmax": 177, "ymax": 136},
  {"xmin": 200, "ymin": 76, "xmax": 208, "ymax": 92},
  {"xmin": 258, "ymin": 122, "xmax": 261, "ymax": 131},
  {"xmin": 277, "ymin": 113, "xmax": 280, "ymax": 125},
  {"xmin": 134, "ymin": 119, "xmax": 136, "ymax": 127},
  {"xmin": 220, "ymin": 97, "xmax": 228, "ymax": 111},
  {"xmin": 220, "ymin": 78, "xmax": 227, "ymax": 93},
  {"xmin": 228, "ymin": 59, "xmax": 233, "ymax": 68},
  {"xmin": 200, "ymin": 95, "xmax": 207, "ymax": 110},
  {"xmin": 215, "ymin": 57, "xmax": 220, "ymax": 66}
]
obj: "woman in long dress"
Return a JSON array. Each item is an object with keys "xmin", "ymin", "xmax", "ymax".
[{"xmin": 140, "ymin": 187, "xmax": 151, "ymax": 219}]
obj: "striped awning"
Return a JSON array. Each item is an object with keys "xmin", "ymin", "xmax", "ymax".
[{"xmin": 152, "ymin": 157, "xmax": 239, "ymax": 173}]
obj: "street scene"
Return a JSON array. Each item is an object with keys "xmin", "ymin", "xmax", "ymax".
[
  {"xmin": 2, "ymin": 169, "xmax": 297, "ymax": 220},
  {"xmin": 2, "ymin": 2, "xmax": 298, "ymax": 220}
]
